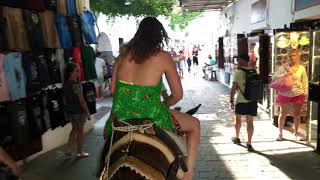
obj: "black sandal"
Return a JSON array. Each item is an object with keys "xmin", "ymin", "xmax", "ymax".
[{"xmin": 231, "ymin": 137, "xmax": 241, "ymax": 144}]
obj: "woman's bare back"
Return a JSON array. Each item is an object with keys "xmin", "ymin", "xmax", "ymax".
[{"xmin": 116, "ymin": 51, "xmax": 170, "ymax": 86}]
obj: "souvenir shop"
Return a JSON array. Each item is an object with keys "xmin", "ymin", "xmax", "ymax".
[
  {"xmin": 216, "ymin": 20, "xmax": 320, "ymax": 153},
  {"xmin": 271, "ymin": 22, "xmax": 320, "ymax": 153},
  {"xmin": 0, "ymin": 0, "xmax": 99, "ymax": 161}
]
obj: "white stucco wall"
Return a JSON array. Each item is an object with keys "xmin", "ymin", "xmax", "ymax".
[
  {"xmin": 231, "ymin": 0, "xmax": 251, "ymax": 34},
  {"xmin": 219, "ymin": 0, "xmax": 320, "ymax": 35},
  {"xmin": 268, "ymin": 0, "xmax": 293, "ymax": 29},
  {"xmin": 219, "ymin": 0, "xmax": 266, "ymax": 35}
]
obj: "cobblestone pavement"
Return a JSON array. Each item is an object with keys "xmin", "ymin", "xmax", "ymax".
[{"xmin": 21, "ymin": 68, "xmax": 320, "ymax": 180}]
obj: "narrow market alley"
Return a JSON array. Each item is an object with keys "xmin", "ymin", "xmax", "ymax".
[
  {"xmin": 1, "ymin": 1, "xmax": 320, "ymax": 180},
  {"xmin": 21, "ymin": 70, "xmax": 320, "ymax": 180}
]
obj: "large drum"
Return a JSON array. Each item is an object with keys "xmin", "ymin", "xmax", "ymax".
[{"xmin": 98, "ymin": 117, "xmax": 188, "ymax": 180}]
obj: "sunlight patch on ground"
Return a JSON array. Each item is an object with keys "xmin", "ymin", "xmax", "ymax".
[
  {"xmin": 194, "ymin": 113, "xmax": 218, "ymax": 121},
  {"xmin": 208, "ymin": 141, "xmax": 294, "ymax": 179}
]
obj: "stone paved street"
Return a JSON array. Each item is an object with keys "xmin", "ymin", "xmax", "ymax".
[{"xmin": 21, "ymin": 68, "xmax": 320, "ymax": 180}]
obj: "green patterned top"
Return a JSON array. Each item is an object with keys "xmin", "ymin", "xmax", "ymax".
[{"xmin": 104, "ymin": 79, "xmax": 173, "ymax": 138}]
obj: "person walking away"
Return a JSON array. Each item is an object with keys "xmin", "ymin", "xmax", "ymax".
[
  {"xmin": 192, "ymin": 46, "xmax": 199, "ymax": 66},
  {"xmin": 230, "ymin": 54, "xmax": 257, "ymax": 152},
  {"xmin": 274, "ymin": 50, "xmax": 308, "ymax": 141},
  {"xmin": 178, "ymin": 49, "xmax": 185, "ymax": 78},
  {"xmin": 171, "ymin": 48, "xmax": 182, "ymax": 78},
  {"xmin": 187, "ymin": 57, "xmax": 192, "ymax": 73},
  {"xmin": 202, "ymin": 54, "xmax": 216, "ymax": 78},
  {"xmin": 63, "ymin": 62, "xmax": 91, "ymax": 158},
  {"xmin": 103, "ymin": 17, "xmax": 200, "ymax": 180},
  {"xmin": 95, "ymin": 52, "xmax": 106, "ymax": 100}
]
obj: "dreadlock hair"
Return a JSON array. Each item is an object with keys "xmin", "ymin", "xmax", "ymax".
[{"xmin": 121, "ymin": 17, "xmax": 169, "ymax": 64}]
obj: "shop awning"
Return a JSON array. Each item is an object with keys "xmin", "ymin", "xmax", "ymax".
[{"xmin": 180, "ymin": 0, "xmax": 237, "ymax": 11}]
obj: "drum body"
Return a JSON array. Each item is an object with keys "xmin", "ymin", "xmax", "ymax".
[{"xmin": 99, "ymin": 118, "xmax": 188, "ymax": 180}]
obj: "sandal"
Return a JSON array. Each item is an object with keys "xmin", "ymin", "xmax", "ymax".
[
  {"xmin": 231, "ymin": 137, "xmax": 241, "ymax": 144},
  {"xmin": 295, "ymin": 136, "xmax": 304, "ymax": 141},
  {"xmin": 247, "ymin": 144, "xmax": 255, "ymax": 152},
  {"xmin": 76, "ymin": 152, "xmax": 90, "ymax": 158},
  {"xmin": 276, "ymin": 134, "xmax": 283, "ymax": 141}
]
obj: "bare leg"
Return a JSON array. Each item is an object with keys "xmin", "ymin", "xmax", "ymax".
[
  {"xmin": 170, "ymin": 110, "xmax": 200, "ymax": 180},
  {"xmin": 202, "ymin": 66, "xmax": 206, "ymax": 77},
  {"xmin": 76, "ymin": 122, "xmax": 85, "ymax": 154},
  {"xmin": 66, "ymin": 122, "xmax": 78, "ymax": 155},
  {"xmin": 246, "ymin": 115, "xmax": 254, "ymax": 144},
  {"xmin": 278, "ymin": 103, "xmax": 289, "ymax": 138},
  {"xmin": 96, "ymin": 85, "xmax": 101, "ymax": 99},
  {"xmin": 293, "ymin": 104, "xmax": 303, "ymax": 136},
  {"xmin": 234, "ymin": 114, "xmax": 242, "ymax": 138},
  {"xmin": 99, "ymin": 85, "xmax": 103, "ymax": 99}
]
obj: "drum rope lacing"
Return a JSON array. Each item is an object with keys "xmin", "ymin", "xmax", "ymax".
[{"xmin": 100, "ymin": 120, "xmax": 154, "ymax": 180}]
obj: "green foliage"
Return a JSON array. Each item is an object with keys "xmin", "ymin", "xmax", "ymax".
[
  {"xmin": 90, "ymin": 0, "xmax": 203, "ymax": 30},
  {"xmin": 169, "ymin": 10, "xmax": 203, "ymax": 30},
  {"xmin": 91, "ymin": 0, "xmax": 175, "ymax": 17}
]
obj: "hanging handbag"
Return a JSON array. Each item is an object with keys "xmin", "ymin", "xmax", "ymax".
[{"xmin": 270, "ymin": 75, "xmax": 293, "ymax": 92}]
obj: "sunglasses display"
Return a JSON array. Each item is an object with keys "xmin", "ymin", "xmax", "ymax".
[
  {"xmin": 300, "ymin": 53, "xmax": 309, "ymax": 63},
  {"xmin": 275, "ymin": 55, "xmax": 288, "ymax": 63},
  {"xmin": 275, "ymin": 31, "xmax": 311, "ymax": 66},
  {"xmin": 281, "ymin": 48, "xmax": 288, "ymax": 55},
  {"xmin": 301, "ymin": 45, "xmax": 310, "ymax": 53}
]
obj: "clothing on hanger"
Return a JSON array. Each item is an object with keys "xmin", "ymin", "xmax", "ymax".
[
  {"xmin": 80, "ymin": 10, "xmax": 98, "ymax": 44},
  {"xmin": 2, "ymin": 7, "xmax": 30, "ymax": 51},
  {"xmin": 3, "ymin": 53, "xmax": 27, "ymax": 101},
  {"xmin": 55, "ymin": 13, "xmax": 72, "ymax": 49},
  {"xmin": 39, "ymin": 11, "xmax": 60, "ymax": 48},
  {"xmin": 23, "ymin": 10, "xmax": 45, "ymax": 49}
]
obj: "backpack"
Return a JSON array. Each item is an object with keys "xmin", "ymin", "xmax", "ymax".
[{"xmin": 239, "ymin": 68, "xmax": 263, "ymax": 101}]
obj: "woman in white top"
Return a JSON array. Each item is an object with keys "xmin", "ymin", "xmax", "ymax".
[{"xmin": 274, "ymin": 50, "xmax": 308, "ymax": 141}]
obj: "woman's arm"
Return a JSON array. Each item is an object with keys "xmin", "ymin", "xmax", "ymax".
[
  {"xmin": 78, "ymin": 93, "xmax": 90, "ymax": 115},
  {"xmin": 0, "ymin": 147, "xmax": 21, "ymax": 177},
  {"xmin": 301, "ymin": 66, "xmax": 308, "ymax": 95},
  {"xmin": 110, "ymin": 60, "xmax": 119, "ymax": 96},
  {"xmin": 163, "ymin": 52, "xmax": 183, "ymax": 107},
  {"xmin": 75, "ymin": 84, "xmax": 90, "ymax": 118}
]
